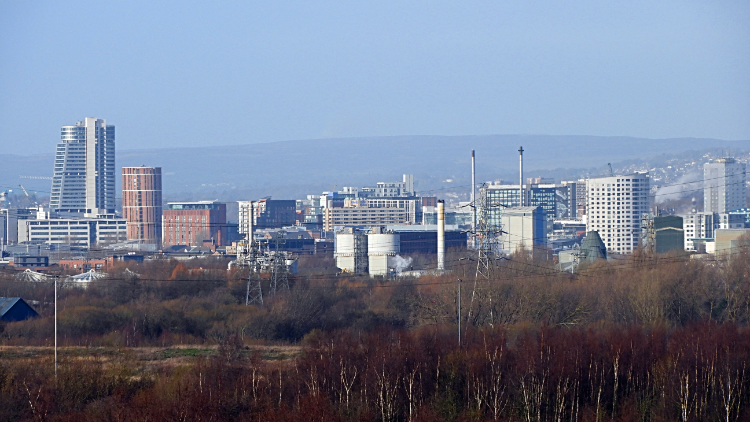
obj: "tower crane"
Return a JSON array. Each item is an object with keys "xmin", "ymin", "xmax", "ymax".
[{"xmin": 18, "ymin": 185, "xmax": 38, "ymax": 207}]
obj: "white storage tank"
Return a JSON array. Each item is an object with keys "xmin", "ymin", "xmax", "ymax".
[
  {"xmin": 335, "ymin": 232, "xmax": 356, "ymax": 257},
  {"xmin": 334, "ymin": 228, "xmax": 368, "ymax": 273},
  {"xmin": 368, "ymin": 228, "xmax": 400, "ymax": 276},
  {"xmin": 368, "ymin": 233, "xmax": 399, "ymax": 256}
]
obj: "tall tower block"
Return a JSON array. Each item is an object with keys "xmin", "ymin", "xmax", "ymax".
[{"xmin": 122, "ymin": 166, "xmax": 162, "ymax": 245}]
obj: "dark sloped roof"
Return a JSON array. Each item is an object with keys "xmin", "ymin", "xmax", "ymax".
[
  {"xmin": 0, "ymin": 297, "xmax": 20, "ymax": 315},
  {"xmin": 0, "ymin": 297, "xmax": 39, "ymax": 321}
]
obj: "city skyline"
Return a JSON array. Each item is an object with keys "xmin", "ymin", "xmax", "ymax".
[{"xmin": 2, "ymin": 4, "xmax": 750, "ymax": 419}]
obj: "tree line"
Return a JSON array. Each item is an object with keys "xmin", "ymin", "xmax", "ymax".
[
  {"xmin": 1, "ymin": 322, "xmax": 747, "ymax": 421},
  {"xmin": 1, "ymin": 249, "xmax": 749, "ymax": 346}
]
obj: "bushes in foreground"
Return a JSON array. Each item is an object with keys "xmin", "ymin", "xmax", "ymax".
[
  {"xmin": 1, "ymin": 323, "xmax": 748, "ymax": 421},
  {"xmin": 0, "ymin": 249, "xmax": 749, "ymax": 346}
]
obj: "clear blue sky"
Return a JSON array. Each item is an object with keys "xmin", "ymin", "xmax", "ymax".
[{"xmin": 1, "ymin": 0, "xmax": 748, "ymax": 155}]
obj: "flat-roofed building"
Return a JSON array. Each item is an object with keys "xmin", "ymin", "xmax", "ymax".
[
  {"xmin": 360, "ymin": 174, "xmax": 415, "ymax": 198},
  {"xmin": 501, "ymin": 206, "xmax": 547, "ymax": 255},
  {"xmin": 18, "ymin": 217, "xmax": 126, "ymax": 248},
  {"xmin": 585, "ymin": 172, "xmax": 650, "ymax": 254},
  {"xmin": 558, "ymin": 181, "xmax": 577, "ymax": 219},
  {"xmin": 254, "ymin": 198, "xmax": 296, "ymax": 229},
  {"xmin": 162, "ymin": 201, "xmax": 227, "ymax": 248},
  {"xmin": 704, "ymin": 158, "xmax": 746, "ymax": 214},
  {"xmin": 683, "ymin": 212, "xmax": 745, "ymax": 251},
  {"xmin": 653, "ymin": 215, "xmax": 684, "ymax": 254},
  {"xmin": 484, "ymin": 184, "xmax": 558, "ymax": 230},
  {"xmin": 386, "ymin": 225, "xmax": 467, "ymax": 254},
  {"xmin": 323, "ymin": 198, "xmax": 419, "ymax": 231},
  {"xmin": 237, "ymin": 198, "xmax": 297, "ymax": 242},
  {"xmin": 1, "ymin": 208, "xmax": 37, "ymax": 245},
  {"xmin": 715, "ymin": 228, "xmax": 750, "ymax": 255}
]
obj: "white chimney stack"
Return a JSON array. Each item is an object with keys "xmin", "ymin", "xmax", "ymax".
[
  {"xmin": 437, "ymin": 200, "xmax": 445, "ymax": 272},
  {"xmin": 518, "ymin": 146, "xmax": 524, "ymax": 207},
  {"xmin": 471, "ymin": 150, "xmax": 476, "ymax": 246}
]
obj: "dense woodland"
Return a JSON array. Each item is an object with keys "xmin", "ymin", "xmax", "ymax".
[{"xmin": 1, "ymin": 246, "xmax": 749, "ymax": 421}]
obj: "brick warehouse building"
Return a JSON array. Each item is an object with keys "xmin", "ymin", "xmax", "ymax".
[
  {"xmin": 162, "ymin": 201, "xmax": 227, "ymax": 248},
  {"xmin": 122, "ymin": 166, "xmax": 162, "ymax": 246}
]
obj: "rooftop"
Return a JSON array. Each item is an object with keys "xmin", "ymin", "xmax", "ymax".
[{"xmin": 166, "ymin": 201, "xmax": 225, "ymax": 211}]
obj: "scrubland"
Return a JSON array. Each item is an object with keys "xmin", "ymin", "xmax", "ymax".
[{"xmin": 1, "ymin": 248, "xmax": 749, "ymax": 421}]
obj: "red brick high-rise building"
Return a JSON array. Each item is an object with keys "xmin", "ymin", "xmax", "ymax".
[
  {"xmin": 122, "ymin": 166, "xmax": 162, "ymax": 246},
  {"xmin": 162, "ymin": 201, "xmax": 227, "ymax": 248}
]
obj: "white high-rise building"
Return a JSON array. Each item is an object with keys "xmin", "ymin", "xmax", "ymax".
[
  {"xmin": 50, "ymin": 117, "xmax": 115, "ymax": 215},
  {"xmin": 585, "ymin": 172, "xmax": 650, "ymax": 254},
  {"xmin": 360, "ymin": 174, "xmax": 416, "ymax": 197},
  {"xmin": 704, "ymin": 158, "xmax": 746, "ymax": 214},
  {"xmin": 237, "ymin": 200, "xmax": 254, "ymax": 238}
]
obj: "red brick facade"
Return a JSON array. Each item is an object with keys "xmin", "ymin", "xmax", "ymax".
[
  {"xmin": 122, "ymin": 167, "xmax": 162, "ymax": 245},
  {"xmin": 162, "ymin": 202, "xmax": 227, "ymax": 248}
]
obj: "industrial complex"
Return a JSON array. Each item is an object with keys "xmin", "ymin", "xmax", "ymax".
[{"xmin": 1, "ymin": 117, "xmax": 749, "ymax": 284}]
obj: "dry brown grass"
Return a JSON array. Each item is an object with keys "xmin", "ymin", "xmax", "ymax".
[{"xmin": 0, "ymin": 343, "xmax": 302, "ymax": 373}]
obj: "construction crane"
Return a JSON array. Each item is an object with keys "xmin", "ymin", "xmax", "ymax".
[
  {"xmin": 608, "ymin": 163, "xmax": 614, "ymax": 177},
  {"xmin": 18, "ymin": 185, "xmax": 38, "ymax": 207},
  {"xmin": 19, "ymin": 175, "xmax": 53, "ymax": 180}
]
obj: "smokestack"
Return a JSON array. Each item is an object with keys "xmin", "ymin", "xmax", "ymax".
[
  {"xmin": 471, "ymin": 150, "xmax": 476, "ymax": 244},
  {"xmin": 248, "ymin": 201, "xmax": 254, "ymax": 249},
  {"xmin": 518, "ymin": 146, "xmax": 524, "ymax": 207},
  {"xmin": 437, "ymin": 200, "xmax": 445, "ymax": 272}
]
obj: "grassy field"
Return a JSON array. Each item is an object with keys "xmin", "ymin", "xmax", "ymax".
[{"xmin": 0, "ymin": 343, "xmax": 301, "ymax": 371}]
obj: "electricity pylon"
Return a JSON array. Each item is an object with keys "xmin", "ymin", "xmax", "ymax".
[{"xmin": 475, "ymin": 183, "xmax": 500, "ymax": 279}]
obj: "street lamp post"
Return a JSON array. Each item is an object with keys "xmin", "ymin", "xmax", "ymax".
[
  {"xmin": 457, "ymin": 278, "xmax": 461, "ymax": 348},
  {"xmin": 54, "ymin": 275, "xmax": 57, "ymax": 379}
]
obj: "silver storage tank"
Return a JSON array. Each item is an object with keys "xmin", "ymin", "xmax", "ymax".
[
  {"xmin": 335, "ymin": 228, "xmax": 368, "ymax": 273},
  {"xmin": 367, "ymin": 231, "xmax": 400, "ymax": 276}
]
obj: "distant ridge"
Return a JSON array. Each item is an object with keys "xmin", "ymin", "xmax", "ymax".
[{"xmin": 2, "ymin": 134, "xmax": 747, "ymax": 201}]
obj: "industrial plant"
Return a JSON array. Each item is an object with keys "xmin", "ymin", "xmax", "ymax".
[{"xmin": 0, "ymin": 119, "xmax": 749, "ymax": 290}]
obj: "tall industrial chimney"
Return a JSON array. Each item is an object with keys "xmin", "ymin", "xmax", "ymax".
[
  {"xmin": 437, "ymin": 200, "xmax": 445, "ymax": 272},
  {"xmin": 518, "ymin": 146, "xmax": 524, "ymax": 207},
  {"xmin": 471, "ymin": 150, "xmax": 476, "ymax": 244},
  {"xmin": 248, "ymin": 201, "xmax": 254, "ymax": 248}
]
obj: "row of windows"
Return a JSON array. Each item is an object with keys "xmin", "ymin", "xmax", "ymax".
[{"xmin": 166, "ymin": 216, "xmax": 208, "ymax": 222}]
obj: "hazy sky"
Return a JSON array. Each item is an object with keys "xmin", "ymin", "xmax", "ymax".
[{"xmin": 1, "ymin": 1, "xmax": 748, "ymax": 155}]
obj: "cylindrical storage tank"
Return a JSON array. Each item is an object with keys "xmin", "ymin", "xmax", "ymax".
[
  {"xmin": 367, "ymin": 233, "xmax": 400, "ymax": 256},
  {"xmin": 334, "ymin": 232, "xmax": 356, "ymax": 257},
  {"xmin": 368, "ymin": 232, "xmax": 400, "ymax": 277},
  {"xmin": 335, "ymin": 231, "xmax": 356, "ymax": 273},
  {"xmin": 335, "ymin": 229, "xmax": 368, "ymax": 273}
]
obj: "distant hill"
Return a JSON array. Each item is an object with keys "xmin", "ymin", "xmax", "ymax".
[{"xmin": 2, "ymin": 134, "xmax": 747, "ymax": 202}]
